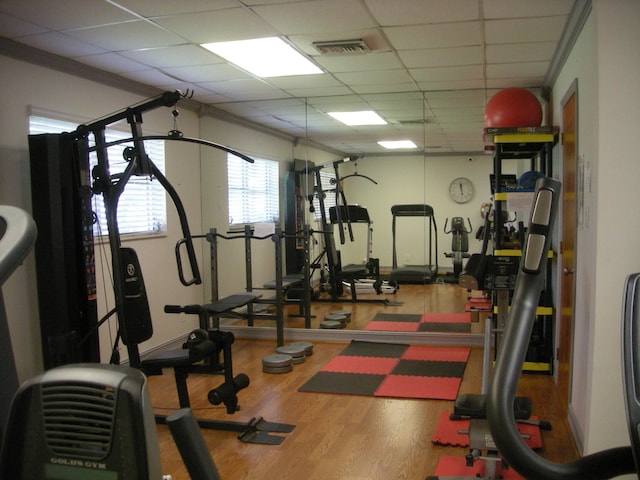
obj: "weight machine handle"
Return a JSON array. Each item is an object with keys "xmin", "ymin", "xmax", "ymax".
[{"xmin": 150, "ymin": 162, "xmax": 201, "ymax": 287}]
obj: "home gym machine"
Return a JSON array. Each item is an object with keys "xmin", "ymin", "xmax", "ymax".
[
  {"xmin": 390, "ymin": 204, "xmax": 439, "ymax": 284},
  {"xmin": 28, "ymin": 90, "xmax": 294, "ymax": 444},
  {"xmin": 303, "ymin": 158, "xmax": 399, "ymax": 304},
  {"xmin": 443, "ymin": 217, "xmax": 472, "ymax": 280}
]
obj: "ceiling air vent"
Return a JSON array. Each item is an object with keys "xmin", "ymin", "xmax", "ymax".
[{"xmin": 312, "ymin": 39, "xmax": 370, "ymax": 54}]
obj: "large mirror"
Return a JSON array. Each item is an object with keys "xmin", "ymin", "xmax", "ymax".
[{"xmin": 197, "ymin": 90, "xmax": 526, "ymax": 340}]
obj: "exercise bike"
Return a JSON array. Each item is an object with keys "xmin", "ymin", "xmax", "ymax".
[{"xmin": 443, "ymin": 217, "xmax": 472, "ymax": 279}]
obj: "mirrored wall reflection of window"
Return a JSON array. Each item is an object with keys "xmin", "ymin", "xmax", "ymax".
[{"xmin": 206, "ymin": 91, "xmax": 494, "ymax": 336}]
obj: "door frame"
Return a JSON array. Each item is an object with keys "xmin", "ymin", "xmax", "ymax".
[{"xmin": 557, "ymin": 79, "xmax": 579, "ymax": 409}]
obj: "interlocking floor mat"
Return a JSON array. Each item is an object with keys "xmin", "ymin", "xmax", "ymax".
[
  {"xmin": 298, "ymin": 341, "xmax": 470, "ymax": 400},
  {"xmin": 364, "ymin": 312, "xmax": 472, "ymax": 333}
]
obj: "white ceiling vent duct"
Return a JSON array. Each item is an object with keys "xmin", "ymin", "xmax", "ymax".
[{"xmin": 312, "ymin": 39, "xmax": 370, "ymax": 54}]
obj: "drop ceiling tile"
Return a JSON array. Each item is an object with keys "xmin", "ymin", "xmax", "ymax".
[
  {"xmin": 486, "ymin": 77, "xmax": 545, "ymax": 89},
  {"xmin": 120, "ymin": 68, "xmax": 188, "ymax": 86},
  {"xmin": 64, "ymin": 20, "xmax": 186, "ymax": 51},
  {"xmin": 265, "ymin": 74, "xmax": 343, "ymax": 90},
  {"xmin": 196, "ymin": 78, "xmax": 292, "ymax": 101},
  {"xmin": 281, "ymin": 85, "xmax": 355, "ymax": 98},
  {"xmin": 483, "ymin": 0, "xmax": 574, "ymax": 19},
  {"xmin": 350, "ymin": 82, "xmax": 419, "ymax": 94},
  {"xmin": 119, "ymin": 45, "xmax": 222, "ymax": 68},
  {"xmin": 399, "ymin": 46, "xmax": 483, "ymax": 68},
  {"xmin": 384, "ymin": 22, "xmax": 482, "ymax": 50},
  {"xmin": 486, "ymin": 42, "xmax": 557, "ymax": 63},
  {"xmin": 75, "ymin": 52, "xmax": 151, "ymax": 73},
  {"xmin": 484, "ymin": 16, "xmax": 568, "ymax": 44},
  {"xmin": 334, "ymin": 69, "xmax": 414, "ymax": 86},
  {"xmin": 153, "ymin": 7, "xmax": 278, "ymax": 44},
  {"xmin": 113, "ymin": 0, "xmax": 240, "ymax": 17},
  {"xmin": 251, "ymin": 0, "xmax": 376, "ymax": 34},
  {"xmin": 0, "ymin": 12, "xmax": 48, "ymax": 37},
  {"xmin": 162, "ymin": 63, "xmax": 251, "ymax": 83},
  {"xmin": 487, "ymin": 61, "xmax": 548, "ymax": 79},
  {"xmin": 411, "ymin": 65, "xmax": 483, "ymax": 83},
  {"xmin": 416, "ymin": 78, "xmax": 486, "ymax": 91},
  {"xmin": 15, "ymin": 31, "xmax": 108, "ymax": 57},
  {"xmin": 0, "ymin": 0, "xmax": 136, "ymax": 31},
  {"xmin": 364, "ymin": 0, "xmax": 480, "ymax": 25}
]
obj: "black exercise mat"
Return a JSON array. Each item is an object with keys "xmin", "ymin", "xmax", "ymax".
[{"xmin": 298, "ymin": 341, "xmax": 470, "ymax": 400}]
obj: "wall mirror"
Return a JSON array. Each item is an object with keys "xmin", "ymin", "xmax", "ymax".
[{"xmin": 197, "ymin": 89, "xmax": 525, "ymax": 344}]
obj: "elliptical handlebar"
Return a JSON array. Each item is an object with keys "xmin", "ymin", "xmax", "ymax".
[
  {"xmin": 0, "ymin": 206, "xmax": 37, "ymax": 287},
  {"xmin": 486, "ymin": 177, "xmax": 635, "ymax": 480}
]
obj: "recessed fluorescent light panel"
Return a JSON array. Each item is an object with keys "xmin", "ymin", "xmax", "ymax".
[
  {"xmin": 201, "ymin": 37, "xmax": 322, "ymax": 78},
  {"xmin": 378, "ymin": 140, "xmax": 418, "ymax": 149},
  {"xmin": 328, "ymin": 111, "xmax": 387, "ymax": 126}
]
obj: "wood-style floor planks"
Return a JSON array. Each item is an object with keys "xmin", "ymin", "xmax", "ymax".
[{"xmin": 150, "ymin": 284, "xmax": 579, "ymax": 480}]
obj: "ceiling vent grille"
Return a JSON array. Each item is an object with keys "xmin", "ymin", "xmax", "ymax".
[{"xmin": 312, "ymin": 39, "xmax": 370, "ymax": 54}]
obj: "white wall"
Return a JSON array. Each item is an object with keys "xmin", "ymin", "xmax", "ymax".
[
  {"xmin": 0, "ymin": 56, "xmax": 205, "ymax": 376},
  {"xmin": 336, "ymin": 153, "xmax": 522, "ymax": 269},
  {"xmin": 552, "ymin": 0, "xmax": 640, "ymax": 461}
]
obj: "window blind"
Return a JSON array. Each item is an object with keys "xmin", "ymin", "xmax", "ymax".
[
  {"xmin": 227, "ymin": 153, "xmax": 279, "ymax": 225},
  {"xmin": 29, "ymin": 116, "xmax": 166, "ymax": 237}
]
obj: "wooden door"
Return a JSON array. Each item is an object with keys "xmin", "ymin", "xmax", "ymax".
[{"xmin": 558, "ymin": 84, "xmax": 578, "ymax": 410}]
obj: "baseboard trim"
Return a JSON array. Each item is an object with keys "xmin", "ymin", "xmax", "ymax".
[{"xmin": 221, "ymin": 325, "xmax": 485, "ymax": 347}]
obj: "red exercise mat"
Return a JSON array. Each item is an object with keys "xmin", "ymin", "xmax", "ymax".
[
  {"xmin": 431, "ymin": 411, "xmax": 542, "ymax": 449},
  {"xmin": 432, "ymin": 455, "xmax": 525, "ymax": 479}
]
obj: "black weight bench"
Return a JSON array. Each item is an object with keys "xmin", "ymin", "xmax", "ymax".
[{"xmin": 120, "ymin": 249, "xmax": 292, "ymax": 444}]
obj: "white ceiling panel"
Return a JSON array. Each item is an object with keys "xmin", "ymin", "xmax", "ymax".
[
  {"xmin": 119, "ymin": 45, "xmax": 223, "ymax": 68},
  {"xmin": 251, "ymin": 0, "xmax": 376, "ymax": 35},
  {"xmin": 0, "ymin": 0, "xmax": 582, "ymax": 154},
  {"xmin": 153, "ymin": 7, "xmax": 278, "ymax": 44},
  {"xmin": 483, "ymin": 0, "xmax": 575, "ymax": 19},
  {"xmin": 484, "ymin": 16, "xmax": 569, "ymax": 44},
  {"xmin": 364, "ymin": 0, "xmax": 479, "ymax": 25},
  {"xmin": 384, "ymin": 21, "xmax": 483, "ymax": 50},
  {"xmin": 486, "ymin": 42, "xmax": 557, "ymax": 63},
  {"xmin": 114, "ymin": 0, "xmax": 240, "ymax": 17},
  {"xmin": 399, "ymin": 46, "xmax": 484, "ymax": 69},
  {"xmin": 0, "ymin": 0, "xmax": 136, "ymax": 31}
]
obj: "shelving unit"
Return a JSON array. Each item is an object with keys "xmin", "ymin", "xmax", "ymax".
[{"xmin": 486, "ymin": 126, "xmax": 559, "ymax": 374}]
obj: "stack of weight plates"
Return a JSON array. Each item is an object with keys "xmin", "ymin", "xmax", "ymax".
[
  {"xmin": 330, "ymin": 310, "xmax": 351, "ymax": 323},
  {"xmin": 288, "ymin": 341, "xmax": 313, "ymax": 356},
  {"xmin": 262, "ymin": 354, "xmax": 293, "ymax": 374},
  {"xmin": 320, "ymin": 312, "xmax": 348, "ymax": 329},
  {"xmin": 276, "ymin": 344, "xmax": 306, "ymax": 364}
]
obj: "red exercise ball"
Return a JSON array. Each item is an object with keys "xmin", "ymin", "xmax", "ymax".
[{"xmin": 484, "ymin": 88, "xmax": 543, "ymax": 128}]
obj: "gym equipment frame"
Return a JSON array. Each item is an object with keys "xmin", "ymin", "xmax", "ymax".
[{"xmin": 29, "ymin": 90, "xmax": 294, "ymax": 444}]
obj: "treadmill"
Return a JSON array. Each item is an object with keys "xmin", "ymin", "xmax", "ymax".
[{"xmin": 390, "ymin": 204, "xmax": 438, "ymax": 284}]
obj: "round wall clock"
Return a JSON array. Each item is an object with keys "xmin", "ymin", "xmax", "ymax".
[{"xmin": 449, "ymin": 177, "xmax": 474, "ymax": 204}]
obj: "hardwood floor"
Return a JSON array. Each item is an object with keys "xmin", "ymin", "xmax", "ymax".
[{"xmin": 151, "ymin": 284, "xmax": 579, "ymax": 480}]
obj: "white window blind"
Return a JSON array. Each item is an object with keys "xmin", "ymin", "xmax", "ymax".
[
  {"xmin": 29, "ymin": 116, "xmax": 166, "ymax": 237},
  {"xmin": 227, "ymin": 153, "xmax": 279, "ymax": 225}
]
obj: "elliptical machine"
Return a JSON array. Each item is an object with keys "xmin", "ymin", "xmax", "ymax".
[{"xmin": 444, "ymin": 217, "xmax": 472, "ymax": 279}]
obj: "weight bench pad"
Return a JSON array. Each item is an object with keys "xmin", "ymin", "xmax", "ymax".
[
  {"xmin": 263, "ymin": 274, "xmax": 304, "ymax": 289},
  {"xmin": 203, "ymin": 293, "xmax": 262, "ymax": 313}
]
